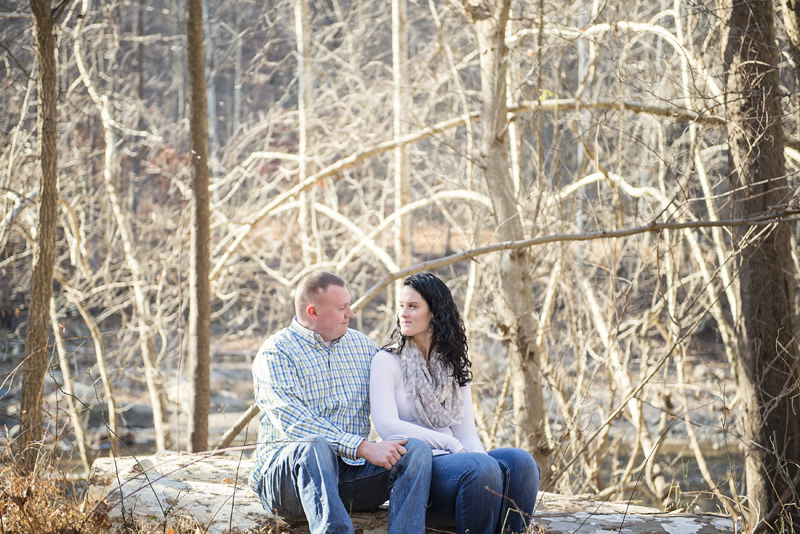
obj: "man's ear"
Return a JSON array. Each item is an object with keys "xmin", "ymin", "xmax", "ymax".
[{"xmin": 306, "ymin": 304, "xmax": 318, "ymax": 322}]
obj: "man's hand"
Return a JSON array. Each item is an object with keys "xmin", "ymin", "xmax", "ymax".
[{"xmin": 357, "ymin": 439, "xmax": 408, "ymax": 470}]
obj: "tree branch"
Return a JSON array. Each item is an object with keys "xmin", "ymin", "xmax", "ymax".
[
  {"xmin": 210, "ymin": 98, "xmax": 799, "ymax": 280},
  {"xmin": 351, "ymin": 210, "xmax": 800, "ymax": 313},
  {"xmin": 214, "ymin": 211, "xmax": 800, "ymax": 450}
]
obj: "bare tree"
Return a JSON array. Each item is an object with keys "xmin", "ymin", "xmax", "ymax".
[
  {"xmin": 19, "ymin": 0, "xmax": 58, "ymax": 471},
  {"xmin": 781, "ymin": 0, "xmax": 800, "ymax": 74},
  {"xmin": 295, "ymin": 0, "xmax": 318, "ymax": 267},
  {"xmin": 186, "ymin": 0, "xmax": 212, "ymax": 453},
  {"xmin": 49, "ymin": 297, "xmax": 91, "ymax": 470},
  {"xmin": 72, "ymin": 0, "xmax": 173, "ymax": 451},
  {"xmin": 393, "ymin": 0, "xmax": 412, "ymax": 290},
  {"xmin": 463, "ymin": 0, "xmax": 551, "ymax": 478},
  {"xmin": 723, "ymin": 0, "xmax": 800, "ymax": 529}
]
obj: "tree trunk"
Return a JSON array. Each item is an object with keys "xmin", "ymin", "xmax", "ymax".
[
  {"xmin": 464, "ymin": 0, "xmax": 552, "ymax": 478},
  {"xmin": 295, "ymin": 0, "xmax": 317, "ymax": 266},
  {"xmin": 202, "ymin": 0, "xmax": 218, "ymax": 171},
  {"xmin": 232, "ymin": 9, "xmax": 243, "ymax": 137},
  {"xmin": 186, "ymin": 0, "xmax": 212, "ymax": 453},
  {"xmin": 780, "ymin": 0, "xmax": 800, "ymax": 75},
  {"xmin": 74, "ymin": 0, "xmax": 172, "ymax": 451},
  {"xmin": 49, "ymin": 297, "xmax": 92, "ymax": 471},
  {"xmin": 19, "ymin": 0, "xmax": 58, "ymax": 472},
  {"xmin": 52, "ymin": 270, "xmax": 120, "ymax": 457},
  {"xmin": 393, "ymin": 0, "xmax": 411, "ymax": 292},
  {"xmin": 723, "ymin": 0, "xmax": 800, "ymax": 529}
]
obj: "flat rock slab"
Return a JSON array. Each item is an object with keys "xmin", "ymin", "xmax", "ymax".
[{"xmin": 86, "ymin": 452, "xmax": 736, "ymax": 534}]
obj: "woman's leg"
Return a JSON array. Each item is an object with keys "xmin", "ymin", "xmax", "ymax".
[
  {"xmin": 427, "ymin": 452, "xmax": 504, "ymax": 534},
  {"xmin": 487, "ymin": 448, "xmax": 540, "ymax": 534}
]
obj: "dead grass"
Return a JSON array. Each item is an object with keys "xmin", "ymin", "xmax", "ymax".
[
  {"xmin": 0, "ymin": 446, "xmax": 220, "ymax": 534},
  {"xmin": 0, "ymin": 470, "xmax": 111, "ymax": 534},
  {"xmin": 0, "ymin": 471, "xmax": 239, "ymax": 534}
]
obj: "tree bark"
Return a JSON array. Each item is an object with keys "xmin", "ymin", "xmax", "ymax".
[
  {"xmin": 187, "ymin": 0, "xmax": 212, "ymax": 453},
  {"xmin": 19, "ymin": 0, "xmax": 58, "ymax": 471},
  {"xmin": 780, "ymin": 0, "xmax": 800, "ymax": 75},
  {"xmin": 463, "ymin": 0, "xmax": 552, "ymax": 478},
  {"xmin": 393, "ymin": 0, "xmax": 412, "ymax": 290},
  {"xmin": 295, "ymin": 0, "xmax": 317, "ymax": 266},
  {"xmin": 722, "ymin": 0, "xmax": 800, "ymax": 529},
  {"xmin": 49, "ymin": 297, "xmax": 92, "ymax": 471}
]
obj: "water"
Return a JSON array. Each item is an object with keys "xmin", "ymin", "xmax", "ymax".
[{"xmin": 600, "ymin": 442, "xmax": 745, "ymax": 513}]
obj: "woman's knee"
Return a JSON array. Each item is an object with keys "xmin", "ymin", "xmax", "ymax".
[
  {"xmin": 513, "ymin": 449, "xmax": 540, "ymax": 488},
  {"xmin": 490, "ymin": 448, "xmax": 541, "ymax": 497},
  {"xmin": 462, "ymin": 453, "xmax": 503, "ymax": 489},
  {"xmin": 493, "ymin": 448, "xmax": 538, "ymax": 474}
]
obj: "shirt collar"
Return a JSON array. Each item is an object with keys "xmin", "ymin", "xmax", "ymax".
[{"xmin": 290, "ymin": 317, "xmax": 343, "ymax": 349}]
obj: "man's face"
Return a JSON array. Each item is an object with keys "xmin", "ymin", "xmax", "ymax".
[{"xmin": 309, "ymin": 285, "xmax": 354, "ymax": 342}]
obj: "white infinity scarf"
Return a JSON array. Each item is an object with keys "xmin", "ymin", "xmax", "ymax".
[{"xmin": 398, "ymin": 339, "xmax": 464, "ymax": 429}]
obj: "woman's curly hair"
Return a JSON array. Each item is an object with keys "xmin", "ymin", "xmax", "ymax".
[{"xmin": 385, "ymin": 272, "xmax": 472, "ymax": 386}]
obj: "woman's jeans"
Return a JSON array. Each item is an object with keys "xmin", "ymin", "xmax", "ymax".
[
  {"xmin": 256, "ymin": 435, "xmax": 432, "ymax": 534},
  {"xmin": 426, "ymin": 448, "xmax": 540, "ymax": 534}
]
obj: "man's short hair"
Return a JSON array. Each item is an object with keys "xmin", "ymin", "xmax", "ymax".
[{"xmin": 295, "ymin": 271, "xmax": 346, "ymax": 314}]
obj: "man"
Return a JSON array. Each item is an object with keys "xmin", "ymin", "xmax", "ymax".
[{"xmin": 249, "ymin": 270, "xmax": 431, "ymax": 534}]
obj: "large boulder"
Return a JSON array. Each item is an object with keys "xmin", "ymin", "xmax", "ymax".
[{"xmin": 86, "ymin": 451, "xmax": 737, "ymax": 534}]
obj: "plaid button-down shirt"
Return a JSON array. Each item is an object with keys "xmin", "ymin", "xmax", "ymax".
[{"xmin": 249, "ymin": 318, "xmax": 380, "ymax": 490}]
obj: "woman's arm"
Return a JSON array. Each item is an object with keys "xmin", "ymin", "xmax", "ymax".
[
  {"xmin": 450, "ymin": 384, "xmax": 487, "ymax": 453},
  {"xmin": 370, "ymin": 351, "xmax": 465, "ymax": 454}
]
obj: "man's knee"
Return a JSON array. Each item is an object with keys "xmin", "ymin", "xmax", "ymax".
[{"xmin": 291, "ymin": 435, "xmax": 337, "ymax": 465}]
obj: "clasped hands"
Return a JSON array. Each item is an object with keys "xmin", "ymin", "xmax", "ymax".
[{"xmin": 356, "ymin": 439, "xmax": 468, "ymax": 470}]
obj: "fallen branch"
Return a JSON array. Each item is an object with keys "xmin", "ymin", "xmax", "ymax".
[{"xmin": 213, "ymin": 403, "xmax": 259, "ymax": 451}]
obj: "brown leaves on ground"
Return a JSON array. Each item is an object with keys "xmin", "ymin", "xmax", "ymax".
[
  {"xmin": 527, "ymin": 523, "xmax": 553, "ymax": 534},
  {"xmin": 114, "ymin": 514, "xmax": 206, "ymax": 534},
  {"xmin": 0, "ymin": 473, "xmax": 112, "ymax": 533}
]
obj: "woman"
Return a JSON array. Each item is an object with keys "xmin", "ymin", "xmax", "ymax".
[{"xmin": 370, "ymin": 273, "xmax": 540, "ymax": 534}]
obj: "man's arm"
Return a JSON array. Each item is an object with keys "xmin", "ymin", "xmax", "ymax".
[{"xmin": 254, "ymin": 349, "xmax": 364, "ymax": 460}]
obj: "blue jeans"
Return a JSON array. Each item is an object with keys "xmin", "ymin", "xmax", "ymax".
[
  {"xmin": 255, "ymin": 435, "xmax": 432, "ymax": 534},
  {"xmin": 426, "ymin": 448, "xmax": 540, "ymax": 534}
]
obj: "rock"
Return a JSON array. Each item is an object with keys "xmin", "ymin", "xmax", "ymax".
[
  {"xmin": 118, "ymin": 404, "xmax": 156, "ymax": 428},
  {"xmin": 86, "ymin": 452, "xmax": 738, "ymax": 534}
]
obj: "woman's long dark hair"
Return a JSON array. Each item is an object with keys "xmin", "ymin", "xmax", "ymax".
[{"xmin": 385, "ymin": 272, "xmax": 472, "ymax": 386}]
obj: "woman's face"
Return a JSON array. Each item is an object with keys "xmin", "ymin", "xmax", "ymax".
[{"xmin": 398, "ymin": 286, "xmax": 433, "ymax": 339}]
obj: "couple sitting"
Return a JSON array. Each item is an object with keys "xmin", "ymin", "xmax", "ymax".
[{"xmin": 248, "ymin": 270, "xmax": 540, "ymax": 534}]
